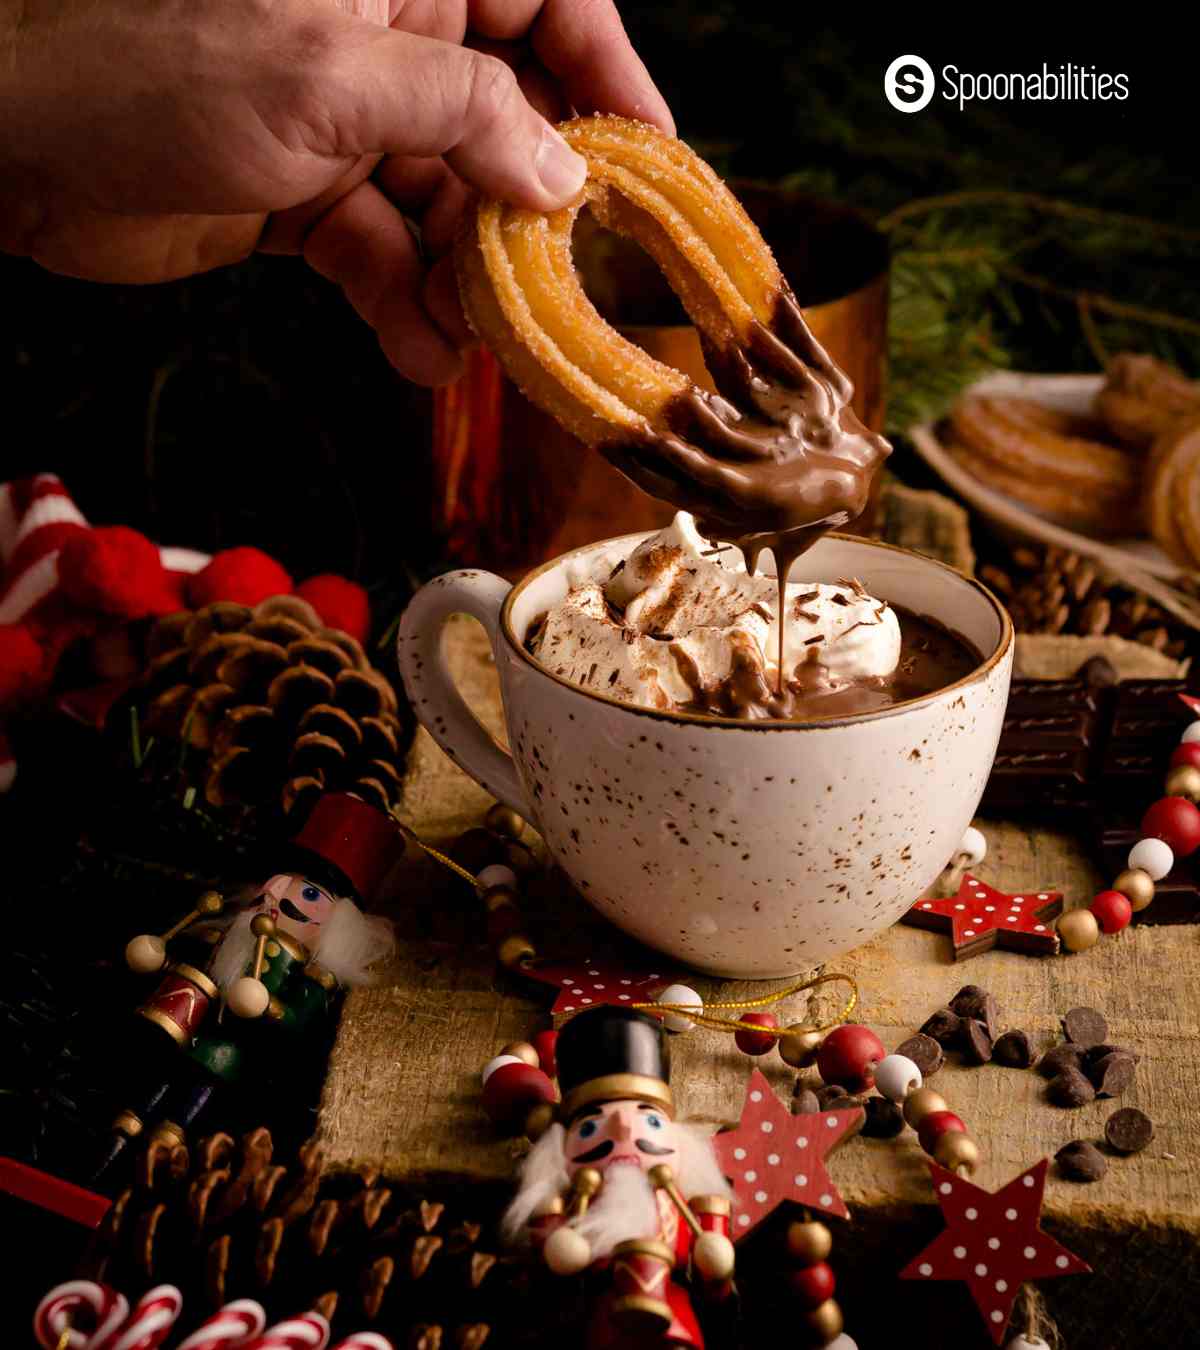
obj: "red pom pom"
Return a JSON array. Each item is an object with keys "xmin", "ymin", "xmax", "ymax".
[
  {"xmin": 817, "ymin": 1023, "xmax": 886, "ymax": 1091},
  {"xmin": 0, "ymin": 624, "xmax": 45, "ymax": 705},
  {"xmin": 1171, "ymin": 743, "xmax": 1200, "ymax": 772},
  {"xmin": 532, "ymin": 1029, "xmax": 558, "ymax": 1079},
  {"xmin": 295, "ymin": 574, "xmax": 371, "ymax": 642},
  {"xmin": 481, "ymin": 1062, "xmax": 556, "ymax": 1133},
  {"xmin": 1140, "ymin": 796, "xmax": 1200, "ymax": 859},
  {"xmin": 788, "ymin": 1260, "xmax": 836, "ymax": 1308},
  {"xmin": 917, "ymin": 1110, "xmax": 966, "ymax": 1155},
  {"xmin": 734, "ymin": 1012, "xmax": 778, "ymax": 1056},
  {"xmin": 187, "ymin": 548, "xmax": 292, "ymax": 609},
  {"xmin": 1090, "ymin": 889, "xmax": 1133, "ymax": 935},
  {"xmin": 58, "ymin": 527, "xmax": 179, "ymax": 618}
]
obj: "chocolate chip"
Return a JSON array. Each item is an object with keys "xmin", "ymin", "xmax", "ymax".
[
  {"xmin": 1038, "ymin": 1043, "xmax": 1086, "ymax": 1079},
  {"xmin": 895, "ymin": 1033, "xmax": 944, "ymax": 1079},
  {"xmin": 1081, "ymin": 1043, "xmax": 1140, "ymax": 1073},
  {"xmin": 919, "ymin": 1008, "xmax": 961, "ymax": 1048},
  {"xmin": 816, "ymin": 1084, "xmax": 853, "ymax": 1110},
  {"xmin": 791, "ymin": 1087, "xmax": 821, "ymax": 1116},
  {"xmin": 1055, "ymin": 1139, "xmax": 1108, "ymax": 1182},
  {"xmin": 950, "ymin": 987, "xmax": 1000, "ymax": 1040},
  {"xmin": 961, "ymin": 1018, "xmax": 993, "ymax": 1065},
  {"xmin": 1105, "ymin": 1107, "xmax": 1154, "ymax": 1155},
  {"xmin": 1078, "ymin": 654, "xmax": 1120, "ymax": 688},
  {"xmin": 1049, "ymin": 1066, "xmax": 1097, "ymax": 1107},
  {"xmin": 1062, "ymin": 1006, "xmax": 1108, "ymax": 1048},
  {"xmin": 1087, "ymin": 1051, "xmax": 1137, "ymax": 1098},
  {"xmin": 949, "ymin": 984, "xmax": 986, "ymax": 1016},
  {"xmin": 992, "ymin": 1029, "xmax": 1034, "ymax": 1069},
  {"xmin": 860, "ymin": 1096, "xmax": 905, "ymax": 1139}
]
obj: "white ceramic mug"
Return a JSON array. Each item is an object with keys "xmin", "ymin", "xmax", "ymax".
[{"xmin": 398, "ymin": 534, "xmax": 1013, "ymax": 978}]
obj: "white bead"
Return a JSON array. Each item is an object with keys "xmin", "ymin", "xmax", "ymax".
[
  {"xmin": 478, "ymin": 863, "xmax": 518, "ymax": 891},
  {"xmin": 1005, "ymin": 1337, "xmax": 1050, "ymax": 1350},
  {"xmin": 656, "ymin": 983, "xmax": 703, "ymax": 1032},
  {"xmin": 125, "ymin": 934, "xmax": 166, "ymax": 974},
  {"xmin": 227, "ymin": 976, "xmax": 270, "ymax": 1019},
  {"xmin": 1182, "ymin": 723, "xmax": 1200, "ymax": 744},
  {"xmin": 874, "ymin": 1053, "xmax": 922, "ymax": 1102},
  {"xmin": 481, "ymin": 1053, "xmax": 524, "ymax": 1085},
  {"xmin": 544, "ymin": 1226, "xmax": 592, "ymax": 1275},
  {"xmin": 958, "ymin": 825, "xmax": 987, "ymax": 865},
  {"xmin": 1128, "ymin": 836, "xmax": 1174, "ymax": 881},
  {"xmin": 826, "ymin": 1337, "xmax": 858, "ymax": 1350},
  {"xmin": 692, "ymin": 1232, "xmax": 735, "ymax": 1280}
]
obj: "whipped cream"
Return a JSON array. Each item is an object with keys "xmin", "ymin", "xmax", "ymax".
[{"xmin": 530, "ymin": 513, "xmax": 900, "ymax": 715}]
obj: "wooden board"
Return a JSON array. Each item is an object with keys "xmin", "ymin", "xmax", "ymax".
[{"xmin": 318, "ymin": 617, "xmax": 1200, "ymax": 1345}]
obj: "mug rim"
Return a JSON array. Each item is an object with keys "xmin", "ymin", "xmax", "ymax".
[{"xmin": 499, "ymin": 530, "xmax": 1013, "ymax": 731}]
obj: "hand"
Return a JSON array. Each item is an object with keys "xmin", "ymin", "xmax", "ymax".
[{"xmin": 0, "ymin": 0, "xmax": 672, "ymax": 384}]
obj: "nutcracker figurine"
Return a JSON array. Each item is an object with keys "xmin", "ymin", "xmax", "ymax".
[
  {"xmin": 99, "ymin": 792, "xmax": 402, "ymax": 1174},
  {"xmin": 502, "ymin": 1007, "xmax": 735, "ymax": 1349}
]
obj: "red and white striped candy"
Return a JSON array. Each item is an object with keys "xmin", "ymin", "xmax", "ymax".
[
  {"xmin": 243, "ymin": 1313, "xmax": 330, "ymax": 1350},
  {"xmin": 175, "ymin": 1300, "xmax": 267, "ymax": 1350},
  {"xmin": 34, "ymin": 1281, "xmax": 129, "ymax": 1350},
  {"xmin": 329, "ymin": 1336, "xmax": 394, "ymax": 1350},
  {"xmin": 100, "ymin": 1286, "xmax": 182, "ymax": 1350}
]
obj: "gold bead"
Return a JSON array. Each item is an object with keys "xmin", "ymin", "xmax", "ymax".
[
  {"xmin": 902, "ymin": 1086, "xmax": 947, "ymax": 1130},
  {"xmin": 501, "ymin": 1040, "xmax": 540, "ymax": 1067},
  {"xmin": 933, "ymin": 1131, "xmax": 979, "ymax": 1175},
  {"xmin": 484, "ymin": 886, "xmax": 519, "ymax": 913},
  {"xmin": 197, "ymin": 890, "xmax": 224, "ymax": 915},
  {"xmin": 1113, "ymin": 867, "xmax": 1156, "ymax": 912},
  {"xmin": 524, "ymin": 1102, "xmax": 555, "ymax": 1142},
  {"xmin": 778, "ymin": 1026, "xmax": 823, "ymax": 1068},
  {"xmin": 574, "ymin": 1166, "xmax": 603, "ymax": 1198},
  {"xmin": 786, "ymin": 1219, "xmax": 832, "ymax": 1264},
  {"xmin": 1058, "ymin": 908, "xmax": 1100, "ymax": 953},
  {"xmin": 497, "ymin": 934, "xmax": 536, "ymax": 969},
  {"xmin": 486, "ymin": 803, "xmax": 526, "ymax": 840},
  {"xmin": 1167, "ymin": 764, "xmax": 1200, "ymax": 802},
  {"xmin": 250, "ymin": 914, "xmax": 276, "ymax": 938},
  {"xmin": 506, "ymin": 840, "xmax": 538, "ymax": 875},
  {"xmin": 802, "ymin": 1298, "xmax": 843, "ymax": 1343}
]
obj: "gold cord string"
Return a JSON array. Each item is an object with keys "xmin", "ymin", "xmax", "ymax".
[{"xmin": 394, "ymin": 819, "xmax": 487, "ymax": 891}]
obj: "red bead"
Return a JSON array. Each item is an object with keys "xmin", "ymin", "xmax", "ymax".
[
  {"xmin": 481, "ymin": 1062, "xmax": 556, "ymax": 1132},
  {"xmin": 816, "ymin": 1023, "xmax": 886, "ymax": 1091},
  {"xmin": 788, "ymin": 1260, "xmax": 836, "ymax": 1308},
  {"xmin": 1090, "ymin": 889, "xmax": 1133, "ymax": 934},
  {"xmin": 1140, "ymin": 796, "xmax": 1200, "ymax": 858},
  {"xmin": 734, "ymin": 1012, "xmax": 778, "ymax": 1055},
  {"xmin": 917, "ymin": 1110, "xmax": 966, "ymax": 1156},
  {"xmin": 1171, "ymin": 744, "xmax": 1200, "ymax": 772},
  {"xmin": 532, "ymin": 1029, "xmax": 558, "ymax": 1079}
]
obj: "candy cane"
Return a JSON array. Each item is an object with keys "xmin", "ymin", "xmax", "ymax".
[
  {"xmin": 329, "ymin": 1337, "xmax": 394, "ymax": 1350},
  {"xmin": 101, "ymin": 1286, "xmax": 183, "ymax": 1350},
  {"xmin": 34, "ymin": 1282, "xmax": 129, "ymax": 1350},
  {"xmin": 243, "ymin": 1313, "xmax": 330, "ymax": 1350},
  {"xmin": 175, "ymin": 1300, "xmax": 267, "ymax": 1350}
]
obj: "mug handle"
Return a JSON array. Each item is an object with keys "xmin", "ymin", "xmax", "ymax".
[{"xmin": 397, "ymin": 570, "xmax": 534, "ymax": 822}]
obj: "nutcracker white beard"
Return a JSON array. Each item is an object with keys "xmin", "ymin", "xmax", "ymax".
[{"xmin": 502, "ymin": 1121, "xmax": 732, "ymax": 1260}]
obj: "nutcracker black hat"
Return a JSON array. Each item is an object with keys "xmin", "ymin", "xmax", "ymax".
[
  {"xmin": 288, "ymin": 792, "xmax": 405, "ymax": 903},
  {"xmin": 556, "ymin": 1006, "xmax": 673, "ymax": 1121}
]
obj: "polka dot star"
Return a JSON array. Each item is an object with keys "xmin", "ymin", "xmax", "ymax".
[
  {"xmin": 899, "ymin": 1159, "xmax": 1090, "ymax": 1345},
  {"xmin": 712, "ymin": 1070, "xmax": 861, "ymax": 1240},
  {"xmin": 901, "ymin": 874, "xmax": 1063, "ymax": 961},
  {"xmin": 520, "ymin": 958, "xmax": 675, "ymax": 1016}
]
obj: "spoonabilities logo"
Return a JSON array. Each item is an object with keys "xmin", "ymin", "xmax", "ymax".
[{"xmin": 884, "ymin": 54, "xmax": 935, "ymax": 113}]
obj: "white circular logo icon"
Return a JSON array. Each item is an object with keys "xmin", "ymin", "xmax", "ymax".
[{"xmin": 884, "ymin": 55, "xmax": 935, "ymax": 113}]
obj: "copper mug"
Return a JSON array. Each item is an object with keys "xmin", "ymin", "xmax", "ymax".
[{"xmin": 432, "ymin": 189, "xmax": 889, "ymax": 573}]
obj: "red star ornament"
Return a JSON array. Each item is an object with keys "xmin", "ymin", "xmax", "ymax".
[
  {"xmin": 521, "ymin": 957, "xmax": 675, "ymax": 1016},
  {"xmin": 901, "ymin": 873, "xmax": 1063, "ymax": 960},
  {"xmin": 1179, "ymin": 693, "xmax": 1200, "ymax": 717},
  {"xmin": 712, "ymin": 1070, "xmax": 861, "ymax": 1239},
  {"xmin": 900, "ymin": 1159, "xmax": 1090, "ymax": 1344}
]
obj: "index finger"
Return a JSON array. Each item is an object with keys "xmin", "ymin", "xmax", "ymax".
[{"xmin": 467, "ymin": 0, "xmax": 674, "ymax": 133}]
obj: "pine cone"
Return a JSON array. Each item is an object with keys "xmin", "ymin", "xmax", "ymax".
[
  {"xmin": 134, "ymin": 595, "xmax": 410, "ymax": 822},
  {"xmin": 92, "ymin": 1127, "xmax": 507, "ymax": 1346},
  {"xmin": 979, "ymin": 545, "xmax": 1194, "ymax": 662}
]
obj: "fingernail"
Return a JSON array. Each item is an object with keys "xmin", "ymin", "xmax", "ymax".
[{"xmin": 536, "ymin": 127, "xmax": 587, "ymax": 202}]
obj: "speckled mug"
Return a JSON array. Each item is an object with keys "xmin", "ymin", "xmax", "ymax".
[{"xmin": 398, "ymin": 533, "xmax": 1013, "ymax": 978}]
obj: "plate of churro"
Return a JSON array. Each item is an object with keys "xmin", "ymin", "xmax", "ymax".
[{"xmin": 910, "ymin": 356, "xmax": 1200, "ymax": 624}]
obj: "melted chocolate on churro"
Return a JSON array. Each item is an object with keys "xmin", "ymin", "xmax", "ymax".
[{"xmin": 600, "ymin": 292, "xmax": 891, "ymax": 688}]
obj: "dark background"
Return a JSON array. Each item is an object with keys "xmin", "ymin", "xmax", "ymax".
[{"xmin": 2, "ymin": 15, "xmax": 1196, "ymax": 604}]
